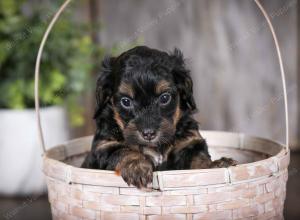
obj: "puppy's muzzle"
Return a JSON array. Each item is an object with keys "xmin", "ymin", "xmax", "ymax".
[{"xmin": 140, "ymin": 129, "xmax": 157, "ymax": 141}]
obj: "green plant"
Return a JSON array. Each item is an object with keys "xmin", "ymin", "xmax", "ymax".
[
  {"xmin": 0, "ymin": 0, "xmax": 97, "ymax": 126},
  {"xmin": 0, "ymin": 0, "xmax": 142, "ymax": 126}
]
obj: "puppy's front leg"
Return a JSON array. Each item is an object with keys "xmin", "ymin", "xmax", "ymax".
[
  {"xmin": 114, "ymin": 149, "xmax": 154, "ymax": 189},
  {"xmin": 82, "ymin": 141, "xmax": 154, "ymax": 189}
]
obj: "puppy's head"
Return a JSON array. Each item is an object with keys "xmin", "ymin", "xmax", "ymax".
[{"xmin": 95, "ymin": 46, "xmax": 196, "ymax": 149}]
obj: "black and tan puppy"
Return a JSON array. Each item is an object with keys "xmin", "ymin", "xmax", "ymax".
[{"xmin": 82, "ymin": 46, "xmax": 236, "ymax": 189}]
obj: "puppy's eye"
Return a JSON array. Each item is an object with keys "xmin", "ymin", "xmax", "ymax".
[
  {"xmin": 159, "ymin": 92, "xmax": 171, "ymax": 105},
  {"xmin": 120, "ymin": 97, "xmax": 133, "ymax": 109}
]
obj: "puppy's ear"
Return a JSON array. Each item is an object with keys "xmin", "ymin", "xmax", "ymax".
[
  {"xmin": 94, "ymin": 56, "xmax": 116, "ymax": 119},
  {"xmin": 170, "ymin": 48, "xmax": 196, "ymax": 112}
]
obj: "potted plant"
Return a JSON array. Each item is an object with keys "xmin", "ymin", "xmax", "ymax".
[{"xmin": 0, "ymin": 0, "xmax": 94, "ymax": 195}]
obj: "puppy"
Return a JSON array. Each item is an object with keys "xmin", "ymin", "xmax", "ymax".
[{"xmin": 81, "ymin": 46, "xmax": 236, "ymax": 189}]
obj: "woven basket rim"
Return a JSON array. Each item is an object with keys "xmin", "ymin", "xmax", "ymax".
[{"xmin": 43, "ymin": 130, "xmax": 289, "ymax": 190}]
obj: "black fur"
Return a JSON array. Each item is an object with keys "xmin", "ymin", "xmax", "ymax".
[{"xmin": 82, "ymin": 46, "xmax": 236, "ymax": 189}]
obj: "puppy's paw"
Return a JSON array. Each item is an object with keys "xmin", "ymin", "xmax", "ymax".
[
  {"xmin": 211, "ymin": 157, "xmax": 238, "ymax": 168},
  {"xmin": 118, "ymin": 159, "xmax": 153, "ymax": 189}
]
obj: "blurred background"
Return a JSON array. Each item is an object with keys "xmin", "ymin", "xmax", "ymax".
[{"xmin": 0, "ymin": 0, "xmax": 299, "ymax": 219}]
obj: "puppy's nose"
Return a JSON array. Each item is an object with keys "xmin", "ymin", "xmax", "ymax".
[{"xmin": 141, "ymin": 129, "xmax": 157, "ymax": 141}]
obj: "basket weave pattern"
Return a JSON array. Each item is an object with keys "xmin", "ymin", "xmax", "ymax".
[
  {"xmin": 47, "ymin": 171, "xmax": 287, "ymax": 220},
  {"xmin": 44, "ymin": 132, "xmax": 289, "ymax": 220}
]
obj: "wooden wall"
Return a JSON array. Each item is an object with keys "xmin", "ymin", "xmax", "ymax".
[{"xmin": 91, "ymin": 0, "xmax": 298, "ymax": 149}]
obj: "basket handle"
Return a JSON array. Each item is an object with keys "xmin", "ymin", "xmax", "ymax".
[
  {"xmin": 34, "ymin": 0, "xmax": 289, "ymax": 154},
  {"xmin": 34, "ymin": 0, "xmax": 72, "ymax": 153},
  {"xmin": 254, "ymin": 0, "xmax": 289, "ymax": 151}
]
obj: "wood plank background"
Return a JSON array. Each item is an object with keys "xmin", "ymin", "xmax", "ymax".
[
  {"xmin": 32, "ymin": 0, "xmax": 298, "ymax": 150},
  {"xmin": 81, "ymin": 0, "xmax": 298, "ymax": 149}
]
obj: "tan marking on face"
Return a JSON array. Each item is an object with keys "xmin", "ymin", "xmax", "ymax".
[
  {"xmin": 119, "ymin": 82, "xmax": 134, "ymax": 98},
  {"xmin": 160, "ymin": 118, "xmax": 175, "ymax": 131},
  {"xmin": 155, "ymin": 80, "xmax": 171, "ymax": 94},
  {"xmin": 113, "ymin": 109, "xmax": 125, "ymax": 130},
  {"xmin": 173, "ymin": 102, "xmax": 181, "ymax": 126}
]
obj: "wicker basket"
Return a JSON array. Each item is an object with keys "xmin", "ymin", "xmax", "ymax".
[
  {"xmin": 34, "ymin": 0, "xmax": 290, "ymax": 219},
  {"xmin": 44, "ymin": 131, "xmax": 289, "ymax": 220}
]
